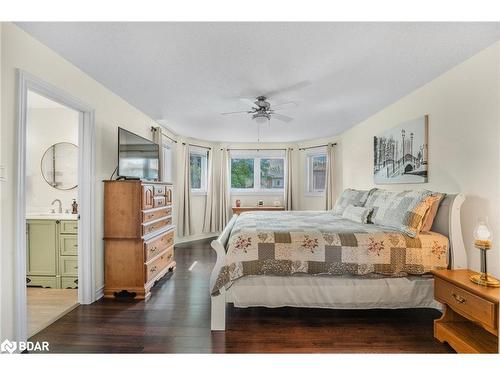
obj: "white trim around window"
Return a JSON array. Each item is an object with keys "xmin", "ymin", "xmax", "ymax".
[
  {"xmin": 190, "ymin": 147, "xmax": 208, "ymax": 195},
  {"xmin": 305, "ymin": 151, "xmax": 327, "ymax": 197},
  {"xmin": 229, "ymin": 152, "xmax": 285, "ymax": 195}
]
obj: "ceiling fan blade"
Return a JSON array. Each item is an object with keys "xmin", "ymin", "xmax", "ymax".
[
  {"xmin": 221, "ymin": 110, "xmax": 250, "ymax": 115},
  {"xmin": 272, "ymin": 101, "xmax": 299, "ymax": 110},
  {"xmin": 272, "ymin": 113, "xmax": 293, "ymax": 123},
  {"xmin": 239, "ymin": 97, "xmax": 257, "ymax": 107},
  {"xmin": 263, "ymin": 80, "xmax": 311, "ymax": 98}
]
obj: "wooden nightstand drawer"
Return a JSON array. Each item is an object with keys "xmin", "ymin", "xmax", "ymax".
[{"xmin": 435, "ymin": 277, "xmax": 496, "ymax": 329}]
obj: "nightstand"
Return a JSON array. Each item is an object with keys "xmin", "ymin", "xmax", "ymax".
[
  {"xmin": 232, "ymin": 206, "xmax": 285, "ymax": 215},
  {"xmin": 432, "ymin": 269, "xmax": 499, "ymax": 353}
]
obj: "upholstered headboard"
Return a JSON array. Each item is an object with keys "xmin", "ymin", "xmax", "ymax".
[{"xmin": 431, "ymin": 193, "xmax": 467, "ymax": 269}]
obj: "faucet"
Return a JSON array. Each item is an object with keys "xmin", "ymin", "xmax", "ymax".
[{"xmin": 51, "ymin": 199, "xmax": 62, "ymax": 214}]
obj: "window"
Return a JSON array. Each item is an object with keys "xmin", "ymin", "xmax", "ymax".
[
  {"xmin": 230, "ymin": 154, "xmax": 284, "ymax": 193},
  {"xmin": 260, "ymin": 158, "xmax": 284, "ymax": 189},
  {"xmin": 190, "ymin": 149, "xmax": 208, "ymax": 194},
  {"xmin": 307, "ymin": 154, "xmax": 326, "ymax": 194}
]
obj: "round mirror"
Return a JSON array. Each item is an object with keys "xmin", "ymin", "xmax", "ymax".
[{"xmin": 41, "ymin": 142, "xmax": 78, "ymax": 190}]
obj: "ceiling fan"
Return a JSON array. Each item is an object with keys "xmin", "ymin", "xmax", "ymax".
[
  {"xmin": 221, "ymin": 81, "xmax": 310, "ymax": 123},
  {"xmin": 221, "ymin": 96, "xmax": 296, "ymax": 123}
]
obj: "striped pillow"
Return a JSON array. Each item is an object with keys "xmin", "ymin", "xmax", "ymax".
[
  {"xmin": 364, "ymin": 190, "xmax": 434, "ymax": 237},
  {"xmin": 332, "ymin": 188, "xmax": 374, "ymax": 215}
]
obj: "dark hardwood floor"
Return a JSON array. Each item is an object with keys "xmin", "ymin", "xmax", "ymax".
[{"xmin": 31, "ymin": 240, "xmax": 454, "ymax": 353}]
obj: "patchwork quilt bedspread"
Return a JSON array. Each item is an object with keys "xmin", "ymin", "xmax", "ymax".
[{"xmin": 211, "ymin": 211, "xmax": 449, "ymax": 295}]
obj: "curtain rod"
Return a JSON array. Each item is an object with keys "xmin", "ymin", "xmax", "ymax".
[
  {"xmin": 185, "ymin": 142, "xmax": 211, "ymax": 150},
  {"xmin": 298, "ymin": 143, "xmax": 337, "ymax": 151},
  {"xmin": 151, "ymin": 126, "xmax": 211, "ymax": 150},
  {"xmin": 220, "ymin": 148, "xmax": 291, "ymax": 151},
  {"xmin": 151, "ymin": 126, "xmax": 178, "ymax": 144}
]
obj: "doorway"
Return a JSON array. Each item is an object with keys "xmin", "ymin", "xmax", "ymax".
[
  {"xmin": 25, "ymin": 90, "xmax": 80, "ymax": 336},
  {"xmin": 15, "ymin": 71, "xmax": 95, "ymax": 343}
]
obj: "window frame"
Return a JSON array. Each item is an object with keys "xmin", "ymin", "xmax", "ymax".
[
  {"xmin": 229, "ymin": 153, "xmax": 285, "ymax": 195},
  {"xmin": 305, "ymin": 152, "xmax": 327, "ymax": 197},
  {"xmin": 189, "ymin": 148, "xmax": 208, "ymax": 195}
]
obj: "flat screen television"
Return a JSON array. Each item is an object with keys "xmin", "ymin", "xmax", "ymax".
[{"xmin": 118, "ymin": 127, "xmax": 159, "ymax": 180}]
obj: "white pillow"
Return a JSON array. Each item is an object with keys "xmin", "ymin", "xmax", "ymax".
[{"xmin": 341, "ymin": 204, "xmax": 372, "ymax": 224}]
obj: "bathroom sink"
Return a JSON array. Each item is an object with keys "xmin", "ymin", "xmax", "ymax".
[{"xmin": 26, "ymin": 212, "xmax": 78, "ymax": 220}]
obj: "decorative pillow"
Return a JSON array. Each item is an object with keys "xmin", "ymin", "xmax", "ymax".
[
  {"xmin": 332, "ymin": 188, "xmax": 375, "ymax": 215},
  {"xmin": 364, "ymin": 189, "xmax": 434, "ymax": 237},
  {"xmin": 342, "ymin": 204, "xmax": 373, "ymax": 224},
  {"xmin": 420, "ymin": 193, "xmax": 445, "ymax": 232}
]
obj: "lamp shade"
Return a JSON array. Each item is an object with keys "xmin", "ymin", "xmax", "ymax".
[{"xmin": 473, "ymin": 217, "xmax": 492, "ymax": 249}]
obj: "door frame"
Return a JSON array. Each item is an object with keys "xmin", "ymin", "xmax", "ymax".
[{"xmin": 15, "ymin": 70, "xmax": 96, "ymax": 343}]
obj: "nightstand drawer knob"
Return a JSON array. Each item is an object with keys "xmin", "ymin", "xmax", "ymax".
[{"xmin": 452, "ymin": 293, "xmax": 466, "ymax": 304}]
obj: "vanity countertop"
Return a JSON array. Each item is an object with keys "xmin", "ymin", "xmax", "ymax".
[{"xmin": 26, "ymin": 213, "xmax": 78, "ymax": 220}]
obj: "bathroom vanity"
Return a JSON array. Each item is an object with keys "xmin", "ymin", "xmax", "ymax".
[{"xmin": 26, "ymin": 214, "xmax": 78, "ymax": 289}]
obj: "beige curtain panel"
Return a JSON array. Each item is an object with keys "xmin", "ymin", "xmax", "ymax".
[
  {"xmin": 218, "ymin": 148, "xmax": 231, "ymax": 228},
  {"xmin": 284, "ymin": 147, "xmax": 294, "ymax": 210},
  {"xmin": 203, "ymin": 149, "xmax": 219, "ymax": 233},
  {"xmin": 178, "ymin": 143, "xmax": 193, "ymax": 236},
  {"xmin": 325, "ymin": 143, "xmax": 335, "ymax": 210}
]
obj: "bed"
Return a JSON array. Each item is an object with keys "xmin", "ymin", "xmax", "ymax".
[{"xmin": 209, "ymin": 193, "xmax": 467, "ymax": 331}]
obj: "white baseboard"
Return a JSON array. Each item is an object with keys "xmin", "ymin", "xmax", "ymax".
[{"xmin": 95, "ymin": 285, "xmax": 104, "ymax": 301}]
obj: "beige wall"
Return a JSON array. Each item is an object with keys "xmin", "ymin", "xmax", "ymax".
[
  {"xmin": 1, "ymin": 23, "xmax": 160, "ymax": 341},
  {"xmin": 339, "ymin": 41, "xmax": 500, "ymax": 276}
]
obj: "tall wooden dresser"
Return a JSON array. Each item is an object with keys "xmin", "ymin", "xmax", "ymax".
[{"xmin": 103, "ymin": 180, "xmax": 175, "ymax": 299}]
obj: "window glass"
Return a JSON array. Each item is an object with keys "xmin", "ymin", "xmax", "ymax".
[
  {"xmin": 307, "ymin": 154, "xmax": 326, "ymax": 192},
  {"xmin": 190, "ymin": 154, "xmax": 203, "ymax": 189},
  {"xmin": 260, "ymin": 158, "xmax": 284, "ymax": 189},
  {"xmin": 231, "ymin": 158, "xmax": 255, "ymax": 188}
]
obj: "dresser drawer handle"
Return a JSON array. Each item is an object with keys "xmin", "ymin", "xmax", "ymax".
[
  {"xmin": 146, "ymin": 214, "xmax": 154, "ymax": 220},
  {"xmin": 452, "ymin": 293, "xmax": 466, "ymax": 304},
  {"xmin": 150, "ymin": 266, "xmax": 157, "ymax": 273},
  {"xmin": 150, "ymin": 246, "xmax": 157, "ymax": 253}
]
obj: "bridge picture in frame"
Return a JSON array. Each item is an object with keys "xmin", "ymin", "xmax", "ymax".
[{"xmin": 374, "ymin": 115, "xmax": 428, "ymax": 184}]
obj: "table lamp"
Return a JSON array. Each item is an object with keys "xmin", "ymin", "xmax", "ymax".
[{"xmin": 469, "ymin": 217, "xmax": 500, "ymax": 287}]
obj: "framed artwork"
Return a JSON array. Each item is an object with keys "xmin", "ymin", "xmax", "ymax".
[{"xmin": 373, "ymin": 115, "xmax": 428, "ymax": 184}]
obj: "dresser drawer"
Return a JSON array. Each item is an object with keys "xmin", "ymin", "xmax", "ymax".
[
  {"xmin": 142, "ymin": 207, "xmax": 171, "ymax": 223},
  {"xmin": 154, "ymin": 185, "xmax": 167, "ymax": 196},
  {"xmin": 60, "ymin": 220, "xmax": 78, "ymax": 234},
  {"xmin": 59, "ymin": 234, "xmax": 78, "ymax": 256},
  {"xmin": 59, "ymin": 256, "xmax": 78, "ymax": 277},
  {"xmin": 142, "ymin": 217, "xmax": 172, "ymax": 236},
  {"xmin": 145, "ymin": 248, "xmax": 172, "ymax": 283},
  {"xmin": 435, "ymin": 278, "xmax": 496, "ymax": 328},
  {"xmin": 153, "ymin": 196, "xmax": 166, "ymax": 208},
  {"xmin": 144, "ymin": 231, "xmax": 174, "ymax": 262}
]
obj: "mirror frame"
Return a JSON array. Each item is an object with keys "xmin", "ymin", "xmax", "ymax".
[{"xmin": 40, "ymin": 141, "xmax": 79, "ymax": 190}]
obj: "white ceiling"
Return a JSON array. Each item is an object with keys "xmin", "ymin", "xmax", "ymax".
[{"xmin": 17, "ymin": 22, "xmax": 500, "ymax": 142}]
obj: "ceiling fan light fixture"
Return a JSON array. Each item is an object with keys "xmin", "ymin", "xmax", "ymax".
[{"xmin": 252, "ymin": 112, "xmax": 270, "ymax": 123}]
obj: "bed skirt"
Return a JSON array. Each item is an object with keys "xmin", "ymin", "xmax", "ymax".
[{"xmin": 226, "ymin": 275, "xmax": 442, "ymax": 310}]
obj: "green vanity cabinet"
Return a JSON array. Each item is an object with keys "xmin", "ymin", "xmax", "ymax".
[
  {"xmin": 26, "ymin": 220, "xmax": 58, "ymax": 276},
  {"xmin": 26, "ymin": 219, "xmax": 78, "ymax": 289}
]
